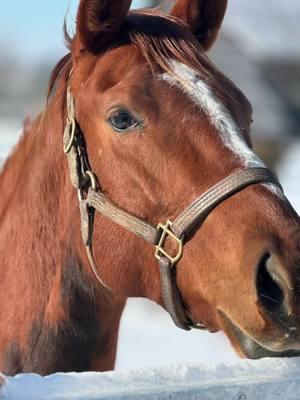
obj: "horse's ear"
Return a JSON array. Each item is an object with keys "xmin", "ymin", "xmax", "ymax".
[
  {"xmin": 170, "ymin": 0, "xmax": 227, "ymax": 51},
  {"xmin": 74, "ymin": 0, "xmax": 132, "ymax": 54}
]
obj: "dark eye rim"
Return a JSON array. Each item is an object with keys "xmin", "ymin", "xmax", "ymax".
[{"xmin": 107, "ymin": 107, "xmax": 141, "ymax": 133}]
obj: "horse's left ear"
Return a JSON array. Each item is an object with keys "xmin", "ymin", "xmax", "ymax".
[
  {"xmin": 74, "ymin": 0, "xmax": 132, "ymax": 54},
  {"xmin": 171, "ymin": 0, "xmax": 228, "ymax": 51}
]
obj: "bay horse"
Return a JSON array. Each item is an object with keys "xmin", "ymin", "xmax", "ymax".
[{"xmin": 1, "ymin": 0, "xmax": 300, "ymax": 376}]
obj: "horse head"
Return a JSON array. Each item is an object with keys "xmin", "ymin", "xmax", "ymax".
[{"xmin": 54, "ymin": 0, "xmax": 300, "ymax": 359}]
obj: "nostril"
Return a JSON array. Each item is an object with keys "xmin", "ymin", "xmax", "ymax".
[{"xmin": 256, "ymin": 253, "xmax": 285, "ymax": 313}]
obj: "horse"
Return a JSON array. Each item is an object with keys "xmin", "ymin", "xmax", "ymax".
[{"xmin": 1, "ymin": 0, "xmax": 300, "ymax": 376}]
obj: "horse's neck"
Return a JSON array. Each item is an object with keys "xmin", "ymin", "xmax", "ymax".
[
  {"xmin": 0, "ymin": 88, "xmax": 79, "ymax": 291},
  {"xmin": 1, "ymin": 100, "xmax": 64, "ymax": 223}
]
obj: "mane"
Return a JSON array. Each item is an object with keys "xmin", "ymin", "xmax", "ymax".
[
  {"xmin": 47, "ymin": 20, "xmax": 73, "ymax": 99},
  {"xmin": 125, "ymin": 10, "xmax": 212, "ymax": 78},
  {"xmin": 47, "ymin": 8, "xmax": 227, "ymax": 101}
]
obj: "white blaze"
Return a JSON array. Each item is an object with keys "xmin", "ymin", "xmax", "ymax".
[{"xmin": 160, "ymin": 60, "xmax": 264, "ymax": 167}]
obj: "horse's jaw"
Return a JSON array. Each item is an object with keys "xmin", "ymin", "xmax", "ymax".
[{"xmin": 219, "ymin": 311, "xmax": 300, "ymax": 359}]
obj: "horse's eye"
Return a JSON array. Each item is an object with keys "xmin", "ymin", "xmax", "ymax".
[{"xmin": 109, "ymin": 109, "xmax": 139, "ymax": 132}]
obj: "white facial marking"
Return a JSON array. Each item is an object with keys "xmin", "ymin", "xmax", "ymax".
[
  {"xmin": 160, "ymin": 60, "xmax": 264, "ymax": 167},
  {"xmin": 160, "ymin": 60, "xmax": 283, "ymax": 196}
]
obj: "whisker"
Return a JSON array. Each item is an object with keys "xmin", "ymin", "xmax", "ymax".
[{"xmin": 259, "ymin": 294, "xmax": 279, "ymax": 304}]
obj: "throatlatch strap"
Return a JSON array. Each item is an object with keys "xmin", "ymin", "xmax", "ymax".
[{"xmin": 86, "ymin": 188, "xmax": 159, "ymax": 245}]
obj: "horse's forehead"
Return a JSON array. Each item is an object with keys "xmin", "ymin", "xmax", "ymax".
[
  {"xmin": 91, "ymin": 45, "xmax": 151, "ymax": 94},
  {"xmin": 95, "ymin": 45, "xmax": 251, "ymax": 112},
  {"xmin": 97, "ymin": 45, "xmax": 146, "ymax": 77}
]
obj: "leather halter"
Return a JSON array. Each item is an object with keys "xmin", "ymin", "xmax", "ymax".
[{"xmin": 63, "ymin": 87, "xmax": 283, "ymax": 331}]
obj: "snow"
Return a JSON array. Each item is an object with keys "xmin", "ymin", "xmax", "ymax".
[{"xmin": 2, "ymin": 358, "xmax": 300, "ymax": 399}]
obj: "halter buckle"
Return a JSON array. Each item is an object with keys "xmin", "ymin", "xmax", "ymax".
[{"xmin": 155, "ymin": 221, "xmax": 183, "ymax": 265}]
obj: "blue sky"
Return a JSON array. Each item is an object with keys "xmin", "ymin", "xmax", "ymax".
[{"xmin": 0, "ymin": 0, "xmax": 148, "ymax": 63}]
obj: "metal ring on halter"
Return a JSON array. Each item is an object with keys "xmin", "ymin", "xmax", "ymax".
[
  {"xmin": 78, "ymin": 170, "xmax": 98, "ymax": 202},
  {"xmin": 63, "ymin": 118, "xmax": 76, "ymax": 154},
  {"xmin": 85, "ymin": 170, "xmax": 98, "ymax": 190}
]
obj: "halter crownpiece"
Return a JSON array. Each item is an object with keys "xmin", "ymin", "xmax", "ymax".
[{"xmin": 64, "ymin": 86, "xmax": 283, "ymax": 331}]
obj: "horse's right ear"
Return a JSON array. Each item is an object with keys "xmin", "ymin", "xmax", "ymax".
[{"xmin": 74, "ymin": 0, "xmax": 132, "ymax": 54}]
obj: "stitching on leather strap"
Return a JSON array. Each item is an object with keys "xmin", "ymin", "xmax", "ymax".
[{"xmin": 172, "ymin": 168, "xmax": 282, "ymax": 237}]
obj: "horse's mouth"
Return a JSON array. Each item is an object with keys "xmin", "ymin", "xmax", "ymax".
[{"xmin": 219, "ymin": 312, "xmax": 300, "ymax": 359}]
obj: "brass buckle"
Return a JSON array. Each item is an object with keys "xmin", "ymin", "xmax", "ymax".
[{"xmin": 155, "ymin": 221, "xmax": 183, "ymax": 265}]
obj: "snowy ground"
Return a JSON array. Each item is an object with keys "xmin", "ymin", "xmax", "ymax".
[
  {"xmin": 1, "ymin": 120, "xmax": 299, "ymax": 372},
  {"xmin": 2, "ymin": 358, "xmax": 300, "ymax": 399}
]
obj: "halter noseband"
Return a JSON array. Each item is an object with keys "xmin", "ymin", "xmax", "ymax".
[{"xmin": 63, "ymin": 87, "xmax": 282, "ymax": 331}]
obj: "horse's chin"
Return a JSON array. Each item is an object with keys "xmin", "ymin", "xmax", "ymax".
[
  {"xmin": 232, "ymin": 327, "xmax": 300, "ymax": 360},
  {"xmin": 219, "ymin": 312, "xmax": 300, "ymax": 359}
]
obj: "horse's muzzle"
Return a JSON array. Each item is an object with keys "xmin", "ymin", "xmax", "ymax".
[
  {"xmin": 220, "ymin": 311, "xmax": 300, "ymax": 359},
  {"xmin": 218, "ymin": 251, "xmax": 300, "ymax": 359}
]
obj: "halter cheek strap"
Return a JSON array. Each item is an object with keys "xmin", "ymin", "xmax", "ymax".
[{"xmin": 64, "ymin": 87, "xmax": 283, "ymax": 331}]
